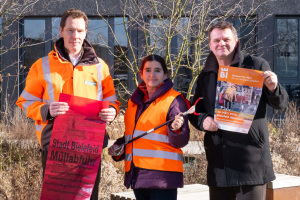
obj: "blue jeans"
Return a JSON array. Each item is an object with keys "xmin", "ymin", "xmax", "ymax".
[{"xmin": 133, "ymin": 188, "xmax": 177, "ymax": 200}]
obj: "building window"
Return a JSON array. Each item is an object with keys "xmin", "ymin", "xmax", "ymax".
[
  {"xmin": 174, "ymin": 18, "xmax": 192, "ymax": 95},
  {"xmin": 275, "ymin": 17, "xmax": 300, "ymax": 103},
  {"xmin": 276, "ymin": 18, "xmax": 298, "ymax": 78},
  {"xmin": 23, "ymin": 18, "xmax": 46, "ymax": 73},
  {"xmin": 87, "ymin": 18, "xmax": 109, "ymax": 63},
  {"xmin": 149, "ymin": 17, "xmax": 192, "ymax": 95},
  {"xmin": 113, "ymin": 17, "xmax": 129, "ymax": 97},
  {"xmin": 51, "ymin": 17, "xmax": 61, "ymax": 50},
  {"xmin": 149, "ymin": 18, "xmax": 170, "ymax": 56},
  {"xmin": 87, "ymin": 17, "xmax": 129, "ymax": 100},
  {"xmin": 228, "ymin": 17, "xmax": 257, "ymax": 54}
]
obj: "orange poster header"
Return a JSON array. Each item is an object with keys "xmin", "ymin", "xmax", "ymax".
[{"xmin": 218, "ymin": 66, "xmax": 263, "ymax": 88}]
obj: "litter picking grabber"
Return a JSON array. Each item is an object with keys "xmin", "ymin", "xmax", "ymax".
[{"xmin": 113, "ymin": 100, "xmax": 201, "ymax": 156}]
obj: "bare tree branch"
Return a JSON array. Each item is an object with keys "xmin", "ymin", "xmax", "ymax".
[{"xmin": 93, "ymin": 0, "xmax": 271, "ymax": 100}]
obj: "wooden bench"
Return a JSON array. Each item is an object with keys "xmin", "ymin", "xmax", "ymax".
[
  {"xmin": 181, "ymin": 141, "xmax": 204, "ymax": 155},
  {"xmin": 111, "ymin": 173, "xmax": 300, "ymax": 200},
  {"xmin": 111, "ymin": 184, "xmax": 209, "ymax": 200},
  {"xmin": 111, "ymin": 190, "xmax": 136, "ymax": 200},
  {"xmin": 266, "ymin": 173, "xmax": 300, "ymax": 200}
]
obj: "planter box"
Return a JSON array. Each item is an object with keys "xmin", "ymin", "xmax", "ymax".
[
  {"xmin": 111, "ymin": 174, "xmax": 300, "ymax": 200},
  {"xmin": 266, "ymin": 174, "xmax": 300, "ymax": 200},
  {"xmin": 111, "ymin": 184, "xmax": 209, "ymax": 200}
]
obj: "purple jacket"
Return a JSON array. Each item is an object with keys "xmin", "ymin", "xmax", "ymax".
[{"xmin": 112, "ymin": 78, "xmax": 190, "ymax": 189}]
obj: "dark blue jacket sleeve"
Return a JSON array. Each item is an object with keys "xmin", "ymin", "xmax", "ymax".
[
  {"xmin": 167, "ymin": 95, "xmax": 190, "ymax": 148},
  {"xmin": 188, "ymin": 74, "xmax": 210, "ymax": 131}
]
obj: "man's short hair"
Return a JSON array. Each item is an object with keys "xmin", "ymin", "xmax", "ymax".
[
  {"xmin": 60, "ymin": 8, "xmax": 88, "ymax": 30},
  {"xmin": 208, "ymin": 20, "xmax": 238, "ymax": 42}
]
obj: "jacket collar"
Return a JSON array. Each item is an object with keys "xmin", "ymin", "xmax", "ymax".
[
  {"xmin": 54, "ymin": 38, "xmax": 99, "ymax": 66},
  {"xmin": 203, "ymin": 41, "xmax": 242, "ymax": 73},
  {"xmin": 131, "ymin": 78, "xmax": 173, "ymax": 105}
]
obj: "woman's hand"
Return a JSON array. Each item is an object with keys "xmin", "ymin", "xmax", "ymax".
[
  {"xmin": 170, "ymin": 114, "xmax": 184, "ymax": 131},
  {"xmin": 108, "ymin": 144, "xmax": 124, "ymax": 156}
]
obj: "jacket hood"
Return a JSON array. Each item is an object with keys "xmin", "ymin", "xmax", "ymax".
[
  {"xmin": 131, "ymin": 78, "xmax": 174, "ymax": 105},
  {"xmin": 203, "ymin": 41, "xmax": 242, "ymax": 73},
  {"xmin": 54, "ymin": 38, "xmax": 99, "ymax": 66}
]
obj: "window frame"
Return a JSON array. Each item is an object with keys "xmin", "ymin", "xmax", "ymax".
[
  {"xmin": 232, "ymin": 16, "xmax": 257, "ymax": 55},
  {"xmin": 274, "ymin": 16, "xmax": 300, "ymax": 84}
]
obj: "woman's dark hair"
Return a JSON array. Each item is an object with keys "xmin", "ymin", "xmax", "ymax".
[{"xmin": 140, "ymin": 54, "xmax": 168, "ymax": 75}]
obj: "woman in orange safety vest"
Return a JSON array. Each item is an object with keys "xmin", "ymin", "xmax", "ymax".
[{"xmin": 108, "ymin": 55, "xmax": 190, "ymax": 200}]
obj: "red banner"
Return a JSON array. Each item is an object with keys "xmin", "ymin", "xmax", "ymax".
[{"xmin": 40, "ymin": 94, "xmax": 109, "ymax": 200}]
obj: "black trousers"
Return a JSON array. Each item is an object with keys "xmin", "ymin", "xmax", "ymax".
[
  {"xmin": 133, "ymin": 188, "xmax": 177, "ymax": 200},
  {"xmin": 209, "ymin": 184, "xmax": 266, "ymax": 200},
  {"xmin": 41, "ymin": 150, "xmax": 101, "ymax": 200}
]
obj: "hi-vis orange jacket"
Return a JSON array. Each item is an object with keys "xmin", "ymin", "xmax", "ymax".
[
  {"xmin": 124, "ymin": 89, "xmax": 184, "ymax": 173},
  {"xmin": 16, "ymin": 38, "xmax": 120, "ymax": 150}
]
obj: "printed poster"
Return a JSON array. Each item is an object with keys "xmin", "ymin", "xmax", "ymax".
[
  {"xmin": 40, "ymin": 94, "xmax": 109, "ymax": 200},
  {"xmin": 214, "ymin": 66, "xmax": 264, "ymax": 133}
]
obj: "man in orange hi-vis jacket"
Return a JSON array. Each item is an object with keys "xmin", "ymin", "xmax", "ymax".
[{"xmin": 16, "ymin": 8, "xmax": 120, "ymax": 200}]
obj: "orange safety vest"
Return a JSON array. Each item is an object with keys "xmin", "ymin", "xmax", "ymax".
[
  {"xmin": 224, "ymin": 87, "xmax": 235, "ymax": 96},
  {"xmin": 124, "ymin": 89, "xmax": 184, "ymax": 173},
  {"xmin": 16, "ymin": 42, "xmax": 120, "ymax": 149}
]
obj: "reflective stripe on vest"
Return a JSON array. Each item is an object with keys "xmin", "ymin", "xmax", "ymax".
[
  {"xmin": 96, "ymin": 60, "xmax": 103, "ymax": 100},
  {"xmin": 103, "ymin": 95, "xmax": 118, "ymax": 105},
  {"xmin": 36, "ymin": 124, "xmax": 43, "ymax": 132},
  {"xmin": 125, "ymin": 153, "xmax": 132, "ymax": 161},
  {"xmin": 20, "ymin": 89, "xmax": 42, "ymax": 114},
  {"xmin": 125, "ymin": 130, "xmax": 169, "ymax": 144},
  {"xmin": 42, "ymin": 56, "xmax": 55, "ymax": 104},
  {"xmin": 125, "ymin": 149, "xmax": 183, "ymax": 162}
]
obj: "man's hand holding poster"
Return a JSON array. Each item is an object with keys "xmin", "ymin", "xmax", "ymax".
[
  {"xmin": 40, "ymin": 94, "xmax": 109, "ymax": 200},
  {"xmin": 215, "ymin": 66, "xmax": 264, "ymax": 133}
]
